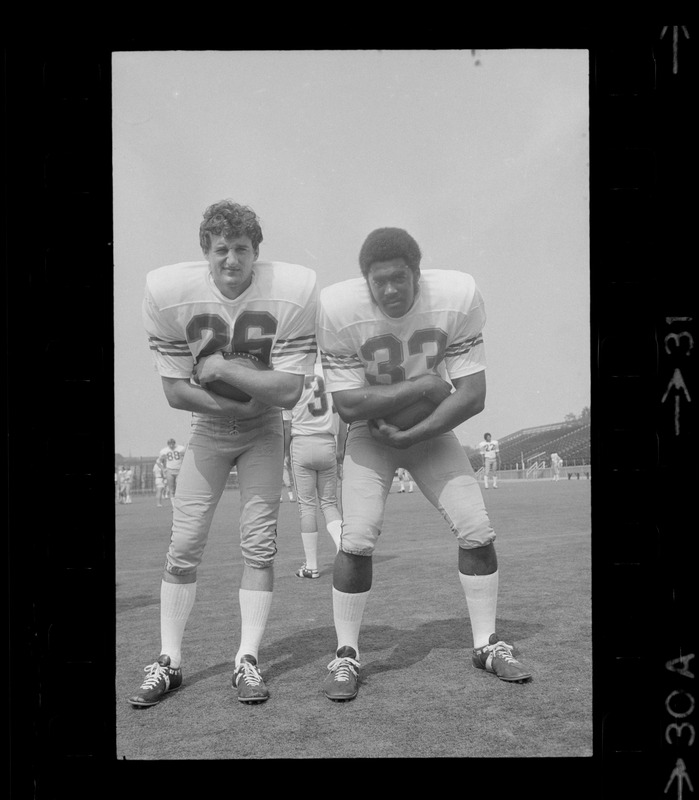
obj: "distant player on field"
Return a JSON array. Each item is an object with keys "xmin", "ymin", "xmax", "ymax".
[
  {"xmin": 317, "ymin": 227, "xmax": 531, "ymax": 701},
  {"xmin": 158, "ymin": 438, "xmax": 186, "ymax": 503},
  {"xmin": 396, "ymin": 468, "xmax": 413, "ymax": 493},
  {"xmin": 121, "ymin": 465, "xmax": 133, "ymax": 504},
  {"xmin": 117, "ymin": 466, "xmax": 128, "ymax": 503},
  {"xmin": 478, "ymin": 432, "xmax": 499, "ymax": 489},
  {"xmin": 129, "ymin": 200, "xmax": 317, "ymax": 708},
  {"xmin": 283, "ymin": 361, "xmax": 345, "ymax": 579},
  {"xmin": 153, "ymin": 460, "xmax": 167, "ymax": 507},
  {"xmin": 280, "ymin": 457, "xmax": 295, "ymax": 503},
  {"xmin": 550, "ymin": 452, "xmax": 563, "ymax": 481}
]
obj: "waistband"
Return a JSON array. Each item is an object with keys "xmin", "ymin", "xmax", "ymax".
[{"xmin": 190, "ymin": 408, "xmax": 283, "ymax": 435}]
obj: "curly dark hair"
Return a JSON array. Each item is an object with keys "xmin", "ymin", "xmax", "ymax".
[
  {"xmin": 358, "ymin": 227, "xmax": 422, "ymax": 277},
  {"xmin": 199, "ymin": 200, "xmax": 264, "ymax": 253}
]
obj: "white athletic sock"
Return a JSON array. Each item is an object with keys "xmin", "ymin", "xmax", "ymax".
[
  {"xmin": 332, "ymin": 587, "xmax": 369, "ymax": 658},
  {"xmin": 484, "ymin": 476, "xmax": 489, "ymax": 488},
  {"xmin": 326, "ymin": 519, "xmax": 342, "ymax": 552},
  {"xmin": 160, "ymin": 580, "xmax": 197, "ymax": 668},
  {"xmin": 459, "ymin": 570, "xmax": 499, "ymax": 649},
  {"xmin": 493, "ymin": 477, "xmax": 498, "ymax": 487},
  {"xmin": 235, "ymin": 589, "xmax": 273, "ymax": 665},
  {"xmin": 301, "ymin": 531, "xmax": 319, "ymax": 570}
]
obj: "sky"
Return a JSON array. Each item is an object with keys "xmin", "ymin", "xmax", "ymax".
[{"xmin": 113, "ymin": 49, "xmax": 589, "ymax": 458}]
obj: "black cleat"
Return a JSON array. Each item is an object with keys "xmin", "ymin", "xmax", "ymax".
[
  {"xmin": 323, "ymin": 646, "xmax": 360, "ymax": 701},
  {"xmin": 128, "ymin": 654, "xmax": 183, "ymax": 707}
]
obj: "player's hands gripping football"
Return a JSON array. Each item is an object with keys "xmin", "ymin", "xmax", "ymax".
[
  {"xmin": 412, "ymin": 373, "xmax": 452, "ymax": 405},
  {"xmin": 195, "ymin": 351, "xmax": 272, "ymax": 419},
  {"xmin": 367, "ymin": 418, "xmax": 416, "ymax": 449},
  {"xmin": 194, "ymin": 351, "xmax": 226, "ymax": 387}
]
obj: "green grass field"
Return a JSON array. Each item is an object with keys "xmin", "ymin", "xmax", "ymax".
[{"xmin": 116, "ymin": 478, "xmax": 592, "ymax": 759}]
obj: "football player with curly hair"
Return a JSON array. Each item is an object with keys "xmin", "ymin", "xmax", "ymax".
[{"xmin": 129, "ymin": 200, "xmax": 318, "ymax": 707}]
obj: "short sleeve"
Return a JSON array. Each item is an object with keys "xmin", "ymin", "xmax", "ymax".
[
  {"xmin": 443, "ymin": 284, "xmax": 487, "ymax": 380},
  {"xmin": 142, "ymin": 286, "xmax": 195, "ymax": 380},
  {"xmin": 270, "ymin": 279, "xmax": 319, "ymax": 377},
  {"xmin": 317, "ymin": 303, "xmax": 366, "ymax": 394}
]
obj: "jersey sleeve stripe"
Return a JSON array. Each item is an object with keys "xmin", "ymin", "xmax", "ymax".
[
  {"xmin": 150, "ymin": 347, "xmax": 193, "ymax": 358},
  {"xmin": 148, "ymin": 336, "xmax": 189, "ymax": 346},
  {"xmin": 274, "ymin": 334, "xmax": 317, "ymax": 346},
  {"xmin": 273, "ymin": 342, "xmax": 318, "ymax": 353},
  {"xmin": 272, "ymin": 340, "xmax": 318, "ymax": 358},
  {"xmin": 148, "ymin": 337, "xmax": 192, "ymax": 357},
  {"xmin": 321, "ymin": 352, "xmax": 364, "ymax": 371},
  {"xmin": 148, "ymin": 342, "xmax": 190, "ymax": 351},
  {"xmin": 272, "ymin": 345, "xmax": 318, "ymax": 356},
  {"xmin": 445, "ymin": 333, "xmax": 484, "ymax": 356}
]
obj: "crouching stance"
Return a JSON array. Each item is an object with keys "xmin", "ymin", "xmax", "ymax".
[
  {"xmin": 128, "ymin": 200, "xmax": 317, "ymax": 707},
  {"xmin": 316, "ymin": 227, "xmax": 531, "ymax": 701}
]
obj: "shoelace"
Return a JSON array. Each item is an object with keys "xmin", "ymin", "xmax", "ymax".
[
  {"xmin": 140, "ymin": 661, "xmax": 168, "ymax": 689},
  {"xmin": 485, "ymin": 640, "xmax": 516, "ymax": 663},
  {"xmin": 236, "ymin": 661, "xmax": 263, "ymax": 686},
  {"xmin": 327, "ymin": 656, "xmax": 360, "ymax": 682}
]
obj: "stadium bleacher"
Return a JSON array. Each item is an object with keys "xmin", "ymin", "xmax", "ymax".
[{"xmin": 466, "ymin": 421, "xmax": 591, "ymax": 471}]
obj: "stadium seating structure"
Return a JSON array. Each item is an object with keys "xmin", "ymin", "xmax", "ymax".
[{"xmin": 466, "ymin": 421, "xmax": 590, "ymax": 471}]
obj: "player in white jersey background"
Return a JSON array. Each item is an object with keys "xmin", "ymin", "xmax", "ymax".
[
  {"xmin": 280, "ymin": 457, "xmax": 296, "ymax": 503},
  {"xmin": 550, "ymin": 452, "xmax": 563, "ymax": 481},
  {"xmin": 478, "ymin": 432, "xmax": 500, "ymax": 489},
  {"xmin": 317, "ymin": 227, "xmax": 531, "ymax": 701},
  {"xmin": 158, "ymin": 438, "xmax": 187, "ymax": 503},
  {"xmin": 117, "ymin": 465, "xmax": 132, "ymax": 504},
  {"xmin": 396, "ymin": 468, "xmax": 413, "ymax": 493},
  {"xmin": 153, "ymin": 460, "xmax": 167, "ymax": 507},
  {"xmin": 283, "ymin": 362, "xmax": 345, "ymax": 579},
  {"xmin": 129, "ymin": 200, "xmax": 317, "ymax": 708}
]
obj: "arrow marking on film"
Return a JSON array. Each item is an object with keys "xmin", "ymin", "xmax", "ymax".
[
  {"xmin": 664, "ymin": 757, "xmax": 693, "ymax": 799},
  {"xmin": 660, "ymin": 26, "xmax": 690, "ymax": 74},
  {"xmin": 661, "ymin": 368, "xmax": 692, "ymax": 436}
]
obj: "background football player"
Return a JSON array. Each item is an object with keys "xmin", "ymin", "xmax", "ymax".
[
  {"xmin": 280, "ymin": 457, "xmax": 296, "ymax": 503},
  {"xmin": 283, "ymin": 362, "xmax": 345, "ymax": 579},
  {"xmin": 551, "ymin": 451, "xmax": 563, "ymax": 481},
  {"xmin": 158, "ymin": 438, "xmax": 186, "ymax": 503},
  {"xmin": 129, "ymin": 200, "xmax": 317, "ymax": 707},
  {"xmin": 317, "ymin": 227, "xmax": 531, "ymax": 701},
  {"xmin": 478, "ymin": 432, "xmax": 500, "ymax": 489},
  {"xmin": 396, "ymin": 468, "xmax": 414, "ymax": 493},
  {"xmin": 153, "ymin": 459, "xmax": 167, "ymax": 507}
]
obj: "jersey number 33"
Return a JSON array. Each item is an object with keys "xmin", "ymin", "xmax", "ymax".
[{"xmin": 360, "ymin": 328, "xmax": 447, "ymax": 384}]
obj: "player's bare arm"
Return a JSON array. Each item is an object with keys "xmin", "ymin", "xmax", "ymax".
[
  {"xmin": 369, "ymin": 371, "xmax": 486, "ymax": 450},
  {"xmin": 161, "ymin": 376, "xmax": 271, "ymax": 419},
  {"xmin": 332, "ymin": 373, "xmax": 452, "ymax": 424},
  {"xmin": 195, "ymin": 351, "xmax": 304, "ymax": 409}
]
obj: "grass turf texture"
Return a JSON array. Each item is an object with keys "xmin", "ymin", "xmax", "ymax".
[{"xmin": 116, "ymin": 479, "xmax": 591, "ymax": 759}]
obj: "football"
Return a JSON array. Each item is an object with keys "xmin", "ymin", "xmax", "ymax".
[
  {"xmin": 204, "ymin": 352, "xmax": 270, "ymax": 402},
  {"xmin": 380, "ymin": 396, "xmax": 438, "ymax": 431}
]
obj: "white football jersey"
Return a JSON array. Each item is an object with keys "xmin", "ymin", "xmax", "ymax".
[
  {"xmin": 159, "ymin": 444, "xmax": 186, "ymax": 471},
  {"xmin": 143, "ymin": 260, "xmax": 318, "ymax": 381},
  {"xmin": 478, "ymin": 439, "xmax": 499, "ymax": 458},
  {"xmin": 283, "ymin": 366, "xmax": 339, "ymax": 437},
  {"xmin": 318, "ymin": 269, "xmax": 486, "ymax": 393}
]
